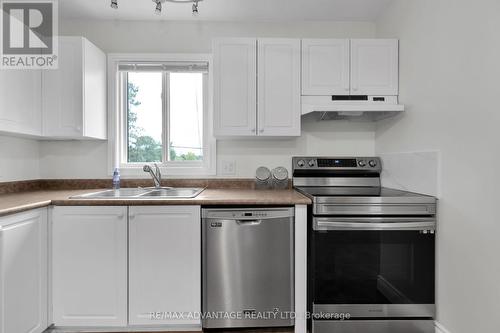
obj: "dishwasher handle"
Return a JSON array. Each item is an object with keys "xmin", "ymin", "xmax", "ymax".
[{"xmin": 236, "ymin": 219, "xmax": 262, "ymax": 225}]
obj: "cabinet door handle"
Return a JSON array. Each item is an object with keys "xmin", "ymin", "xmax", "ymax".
[
  {"xmin": 129, "ymin": 214, "xmax": 135, "ymax": 220},
  {"xmin": 251, "ymin": 128, "xmax": 256, "ymax": 133},
  {"xmin": 259, "ymin": 129, "xmax": 264, "ymax": 133}
]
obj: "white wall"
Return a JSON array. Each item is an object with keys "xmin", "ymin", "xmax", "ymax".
[
  {"xmin": 375, "ymin": 1, "xmax": 500, "ymax": 332},
  {"xmin": 59, "ymin": 19, "xmax": 375, "ymax": 53},
  {"xmin": 37, "ymin": 19, "xmax": 376, "ymax": 179},
  {"xmin": 0, "ymin": 135, "xmax": 40, "ymax": 182}
]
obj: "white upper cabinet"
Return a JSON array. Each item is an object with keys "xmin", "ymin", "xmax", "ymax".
[
  {"xmin": 258, "ymin": 38, "xmax": 301, "ymax": 136},
  {"xmin": 42, "ymin": 36, "xmax": 107, "ymax": 140},
  {"xmin": 301, "ymin": 39, "xmax": 350, "ymax": 96},
  {"xmin": 0, "ymin": 70, "xmax": 42, "ymax": 136},
  {"xmin": 51, "ymin": 206, "xmax": 128, "ymax": 327},
  {"xmin": 0, "ymin": 208, "xmax": 48, "ymax": 333},
  {"xmin": 128, "ymin": 206, "xmax": 201, "ymax": 327},
  {"xmin": 213, "ymin": 38, "xmax": 301, "ymax": 137},
  {"xmin": 213, "ymin": 38, "xmax": 257, "ymax": 136},
  {"xmin": 350, "ymin": 39, "xmax": 399, "ymax": 96},
  {"xmin": 301, "ymin": 38, "xmax": 399, "ymax": 97}
]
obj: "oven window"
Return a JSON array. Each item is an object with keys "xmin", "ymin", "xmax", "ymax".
[{"xmin": 312, "ymin": 230, "xmax": 435, "ymax": 305}]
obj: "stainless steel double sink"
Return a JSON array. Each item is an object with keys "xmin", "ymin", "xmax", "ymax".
[{"xmin": 72, "ymin": 187, "xmax": 205, "ymax": 199}]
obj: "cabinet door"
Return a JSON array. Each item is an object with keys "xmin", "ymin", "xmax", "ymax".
[
  {"xmin": 350, "ymin": 39, "xmax": 399, "ymax": 95},
  {"xmin": 0, "ymin": 208, "xmax": 48, "ymax": 333},
  {"xmin": 129, "ymin": 206, "xmax": 201, "ymax": 327},
  {"xmin": 42, "ymin": 36, "xmax": 84, "ymax": 138},
  {"xmin": 213, "ymin": 38, "xmax": 257, "ymax": 136},
  {"xmin": 257, "ymin": 38, "xmax": 301, "ymax": 136},
  {"xmin": 0, "ymin": 70, "xmax": 42, "ymax": 136},
  {"xmin": 302, "ymin": 39, "xmax": 350, "ymax": 95},
  {"xmin": 52, "ymin": 206, "xmax": 127, "ymax": 327},
  {"xmin": 82, "ymin": 38, "xmax": 107, "ymax": 140}
]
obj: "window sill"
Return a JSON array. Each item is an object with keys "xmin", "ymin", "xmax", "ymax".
[{"xmin": 116, "ymin": 164, "xmax": 216, "ymax": 177}]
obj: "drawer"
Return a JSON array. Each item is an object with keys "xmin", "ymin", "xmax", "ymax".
[{"xmin": 313, "ymin": 319, "xmax": 435, "ymax": 333}]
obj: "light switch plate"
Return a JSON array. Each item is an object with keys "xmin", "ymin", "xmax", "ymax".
[{"xmin": 220, "ymin": 160, "xmax": 236, "ymax": 176}]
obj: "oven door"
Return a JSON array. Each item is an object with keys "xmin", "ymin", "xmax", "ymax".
[{"xmin": 311, "ymin": 217, "xmax": 435, "ymax": 318}]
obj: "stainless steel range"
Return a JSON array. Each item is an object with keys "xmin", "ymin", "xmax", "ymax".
[{"xmin": 293, "ymin": 157, "xmax": 437, "ymax": 333}]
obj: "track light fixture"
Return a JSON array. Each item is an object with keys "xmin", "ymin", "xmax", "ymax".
[{"xmin": 110, "ymin": 0, "xmax": 203, "ymax": 16}]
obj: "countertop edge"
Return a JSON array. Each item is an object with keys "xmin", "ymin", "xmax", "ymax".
[
  {"xmin": 0, "ymin": 200, "xmax": 52, "ymax": 217},
  {"xmin": 0, "ymin": 189, "xmax": 312, "ymax": 217}
]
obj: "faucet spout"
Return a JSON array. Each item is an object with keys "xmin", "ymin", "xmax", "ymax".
[
  {"xmin": 143, "ymin": 163, "xmax": 162, "ymax": 188},
  {"xmin": 154, "ymin": 163, "xmax": 161, "ymax": 186}
]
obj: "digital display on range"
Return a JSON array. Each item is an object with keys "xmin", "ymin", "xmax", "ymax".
[{"xmin": 317, "ymin": 159, "xmax": 357, "ymax": 168}]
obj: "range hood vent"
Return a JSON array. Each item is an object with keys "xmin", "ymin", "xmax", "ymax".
[{"xmin": 302, "ymin": 95, "xmax": 405, "ymax": 121}]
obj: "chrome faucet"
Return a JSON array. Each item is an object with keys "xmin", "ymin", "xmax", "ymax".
[{"xmin": 143, "ymin": 163, "xmax": 162, "ymax": 188}]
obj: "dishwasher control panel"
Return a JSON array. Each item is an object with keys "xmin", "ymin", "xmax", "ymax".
[
  {"xmin": 235, "ymin": 211, "xmax": 268, "ymax": 218},
  {"xmin": 202, "ymin": 208, "xmax": 294, "ymax": 220}
]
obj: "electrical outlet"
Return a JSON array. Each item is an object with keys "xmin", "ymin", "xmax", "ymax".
[{"xmin": 220, "ymin": 160, "xmax": 236, "ymax": 176}]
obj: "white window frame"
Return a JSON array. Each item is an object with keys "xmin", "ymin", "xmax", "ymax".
[{"xmin": 108, "ymin": 53, "xmax": 216, "ymax": 177}]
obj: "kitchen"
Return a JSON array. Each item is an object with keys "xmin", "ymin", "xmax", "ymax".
[{"xmin": 0, "ymin": 1, "xmax": 499, "ymax": 333}]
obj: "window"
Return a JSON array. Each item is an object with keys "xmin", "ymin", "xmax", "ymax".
[
  {"xmin": 109, "ymin": 54, "xmax": 215, "ymax": 176},
  {"xmin": 126, "ymin": 71, "xmax": 163, "ymax": 163}
]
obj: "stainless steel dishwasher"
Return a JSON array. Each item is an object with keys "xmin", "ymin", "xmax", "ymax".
[{"xmin": 202, "ymin": 207, "xmax": 294, "ymax": 329}]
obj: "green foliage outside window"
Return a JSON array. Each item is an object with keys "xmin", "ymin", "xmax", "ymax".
[{"xmin": 127, "ymin": 82, "xmax": 162, "ymax": 163}]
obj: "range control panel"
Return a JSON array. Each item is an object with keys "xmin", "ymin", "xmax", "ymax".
[{"xmin": 292, "ymin": 157, "xmax": 382, "ymax": 171}]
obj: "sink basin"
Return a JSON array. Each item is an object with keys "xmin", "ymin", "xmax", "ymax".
[
  {"xmin": 139, "ymin": 188, "xmax": 205, "ymax": 198},
  {"xmin": 72, "ymin": 187, "xmax": 205, "ymax": 199},
  {"xmin": 75, "ymin": 188, "xmax": 152, "ymax": 198}
]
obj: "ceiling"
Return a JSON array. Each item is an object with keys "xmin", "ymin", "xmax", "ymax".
[{"xmin": 60, "ymin": 0, "xmax": 393, "ymax": 22}]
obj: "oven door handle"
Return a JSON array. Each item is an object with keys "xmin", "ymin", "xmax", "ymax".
[{"xmin": 313, "ymin": 217, "xmax": 436, "ymax": 231}]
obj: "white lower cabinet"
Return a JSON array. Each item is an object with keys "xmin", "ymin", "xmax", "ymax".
[
  {"xmin": 0, "ymin": 208, "xmax": 48, "ymax": 333},
  {"xmin": 51, "ymin": 206, "xmax": 128, "ymax": 327},
  {"xmin": 51, "ymin": 205, "xmax": 201, "ymax": 330},
  {"xmin": 128, "ymin": 206, "xmax": 201, "ymax": 327}
]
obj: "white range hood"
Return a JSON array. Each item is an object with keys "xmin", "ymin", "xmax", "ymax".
[{"xmin": 301, "ymin": 95, "xmax": 405, "ymax": 120}]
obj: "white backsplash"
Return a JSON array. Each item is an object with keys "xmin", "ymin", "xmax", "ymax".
[{"xmin": 380, "ymin": 151, "xmax": 441, "ymax": 197}]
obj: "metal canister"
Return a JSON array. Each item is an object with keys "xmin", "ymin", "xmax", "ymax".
[
  {"xmin": 271, "ymin": 167, "xmax": 289, "ymax": 189},
  {"xmin": 255, "ymin": 166, "xmax": 272, "ymax": 189}
]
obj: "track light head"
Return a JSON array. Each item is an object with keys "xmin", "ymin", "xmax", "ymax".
[
  {"xmin": 155, "ymin": 1, "xmax": 162, "ymax": 14},
  {"xmin": 111, "ymin": 0, "xmax": 204, "ymax": 16},
  {"xmin": 192, "ymin": 0, "xmax": 199, "ymax": 15}
]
